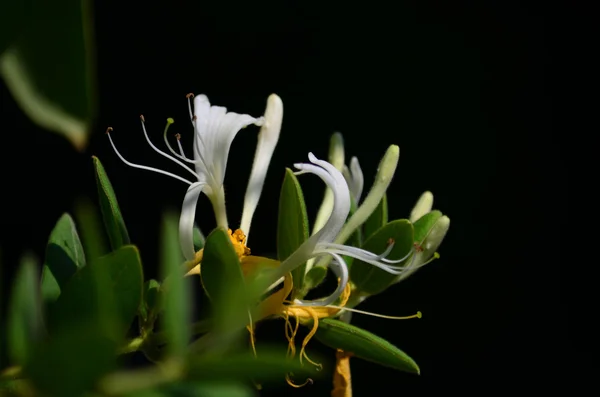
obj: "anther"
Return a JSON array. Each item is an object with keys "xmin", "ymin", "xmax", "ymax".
[
  {"xmin": 105, "ymin": 127, "xmax": 113, "ymax": 134},
  {"xmin": 175, "ymin": 133, "xmax": 181, "ymax": 141},
  {"xmin": 192, "ymin": 115, "xmax": 197, "ymax": 121},
  {"xmin": 140, "ymin": 114, "xmax": 145, "ymax": 122},
  {"xmin": 413, "ymin": 242, "xmax": 424, "ymax": 253},
  {"xmin": 186, "ymin": 93, "xmax": 194, "ymax": 99}
]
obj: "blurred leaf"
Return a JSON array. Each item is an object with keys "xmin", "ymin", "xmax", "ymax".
[
  {"xmin": 193, "ymin": 225, "xmax": 205, "ymax": 251},
  {"xmin": 75, "ymin": 198, "xmax": 109, "ymax": 262},
  {"xmin": 350, "ymin": 220, "xmax": 414, "ymax": 295},
  {"xmin": 26, "ymin": 324, "xmax": 116, "ymax": 397},
  {"xmin": 7, "ymin": 254, "xmax": 43, "ymax": 365},
  {"xmin": 315, "ymin": 318, "xmax": 419, "ymax": 374},
  {"xmin": 187, "ymin": 350, "xmax": 316, "ymax": 383},
  {"xmin": 93, "ymin": 156, "xmax": 130, "ymax": 251},
  {"xmin": 140, "ymin": 279, "xmax": 160, "ymax": 323},
  {"xmin": 0, "ymin": 0, "xmax": 33, "ymax": 55},
  {"xmin": 48, "ymin": 245, "xmax": 143, "ymax": 342},
  {"xmin": 277, "ymin": 168, "xmax": 309, "ymax": 297},
  {"xmin": 200, "ymin": 228, "xmax": 248, "ymax": 344},
  {"xmin": 163, "ymin": 382, "xmax": 256, "ymax": 397},
  {"xmin": 0, "ymin": 0, "xmax": 96, "ymax": 151},
  {"xmin": 412, "ymin": 210, "xmax": 443, "ymax": 242},
  {"xmin": 160, "ymin": 211, "xmax": 190, "ymax": 359},
  {"xmin": 101, "ymin": 369, "xmax": 255, "ymax": 397},
  {"xmin": 41, "ymin": 213, "xmax": 86, "ymax": 304},
  {"xmin": 363, "ymin": 194, "xmax": 388, "ymax": 241}
]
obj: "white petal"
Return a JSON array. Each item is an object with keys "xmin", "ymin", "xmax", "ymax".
[
  {"xmin": 349, "ymin": 156, "xmax": 364, "ymax": 203},
  {"xmin": 409, "ymin": 191, "xmax": 434, "ymax": 222},
  {"xmin": 240, "ymin": 94, "xmax": 283, "ymax": 239},
  {"xmin": 295, "ymin": 153, "xmax": 351, "ymax": 244},
  {"xmin": 272, "ymin": 153, "xmax": 351, "ymax": 281},
  {"xmin": 179, "ymin": 182, "xmax": 205, "ymax": 261}
]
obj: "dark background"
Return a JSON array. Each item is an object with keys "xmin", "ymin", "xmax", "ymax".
[{"xmin": 1, "ymin": 0, "xmax": 568, "ymax": 395}]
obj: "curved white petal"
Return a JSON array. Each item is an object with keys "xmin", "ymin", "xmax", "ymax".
[
  {"xmin": 273, "ymin": 153, "xmax": 351, "ymax": 280},
  {"xmin": 241, "ymin": 94, "xmax": 283, "ymax": 238},
  {"xmin": 179, "ymin": 182, "xmax": 205, "ymax": 261}
]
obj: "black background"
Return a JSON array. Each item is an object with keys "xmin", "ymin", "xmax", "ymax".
[{"xmin": 1, "ymin": 1, "xmax": 568, "ymax": 395}]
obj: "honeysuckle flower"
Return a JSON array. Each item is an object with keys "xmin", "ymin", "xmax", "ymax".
[
  {"xmin": 264, "ymin": 152, "xmax": 416, "ymax": 308},
  {"xmin": 106, "ymin": 93, "xmax": 282, "ymax": 262}
]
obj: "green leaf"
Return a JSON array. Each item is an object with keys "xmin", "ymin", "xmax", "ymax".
[
  {"xmin": 7, "ymin": 254, "xmax": 43, "ymax": 365},
  {"xmin": 187, "ymin": 350, "xmax": 317, "ymax": 383},
  {"xmin": 93, "ymin": 156, "xmax": 130, "ymax": 251},
  {"xmin": 160, "ymin": 211, "xmax": 190, "ymax": 359},
  {"xmin": 41, "ymin": 213, "xmax": 86, "ymax": 304},
  {"xmin": 303, "ymin": 266, "xmax": 328, "ymax": 293},
  {"xmin": 200, "ymin": 228, "xmax": 248, "ymax": 342},
  {"xmin": 277, "ymin": 168, "xmax": 309, "ymax": 296},
  {"xmin": 75, "ymin": 198, "xmax": 109, "ymax": 262},
  {"xmin": 413, "ymin": 210, "xmax": 443, "ymax": 242},
  {"xmin": 363, "ymin": 194, "xmax": 388, "ymax": 241},
  {"xmin": 48, "ymin": 245, "xmax": 143, "ymax": 342},
  {"xmin": 315, "ymin": 318, "xmax": 420, "ymax": 374},
  {"xmin": 27, "ymin": 324, "xmax": 116, "ymax": 397},
  {"xmin": 0, "ymin": 0, "xmax": 96, "ymax": 151},
  {"xmin": 350, "ymin": 220, "xmax": 414, "ymax": 295},
  {"xmin": 193, "ymin": 225, "xmax": 205, "ymax": 251}
]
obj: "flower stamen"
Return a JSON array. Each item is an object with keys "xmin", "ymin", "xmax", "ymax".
[{"xmin": 106, "ymin": 126, "xmax": 194, "ymax": 185}]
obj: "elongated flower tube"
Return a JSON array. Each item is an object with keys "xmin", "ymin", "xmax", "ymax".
[
  {"xmin": 267, "ymin": 153, "xmax": 416, "ymax": 307},
  {"xmin": 106, "ymin": 94, "xmax": 280, "ymax": 261}
]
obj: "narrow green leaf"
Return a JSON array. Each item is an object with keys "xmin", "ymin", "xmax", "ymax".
[
  {"xmin": 7, "ymin": 254, "xmax": 43, "ymax": 365},
  {"xmin": 315, "ymin": 318, "xmax": 420, "ymax": 374},
  {"xmin": 48, "ymin": 245, "xmax": 143, "ymax": 342},
  {"xmin": 363, "ymin": 194, "xmax": 388, "ymax": 241},
  {"xmin": 200, "ymin": 228, "xmax": 248, "ymax": 341},
  {"xmin": 187, "ymin": 350, "xmax": 317, "ymax": 383},
  {"xmin": 160, "ymin": 211, "xmax": 190, "ymax": 359},
  {"xmin": 75, "ymin": 198, "xmax": 109, "ymax": 262},
  {"xmin": 93, "ymin": 156, "xmax": 130, "ymax": 251},
  {"xmin": 0, "ymin": 0, "xmax": 96, "ymax": 151},
  {"xmin": 277, "ymin": 168, "xmax": 309, "ymax": 296},
  {"xmin": 350, "ymin": 220, "xmax": 414, "ymax": 295},
  {"xmin": 413, "ymin": 210, "xmax": 443, "ymax": 242},
  {"xmin": 41, "ymin": 213, "xmax": 86, "ymax": 304},
  {"xmin": 193, "ymin": 224, "xmax": 205, "ymax": 251},
  {"xmin": 27, "ymin": 324, "xmax": 116, "ymax": 397}
]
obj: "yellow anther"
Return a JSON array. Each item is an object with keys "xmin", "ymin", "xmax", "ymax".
[{"xmin": 228, "ymin": 228, "xmax": 251, "ymax": 259}]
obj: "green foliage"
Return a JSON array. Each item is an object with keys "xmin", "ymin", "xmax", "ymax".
[
  {"xmin": 277, "ymin": 168, "xmax": 309, "ymax": 297},
  {"xmin": 315, "ymin": 319, "xmax": 420, "ymax": 374}
]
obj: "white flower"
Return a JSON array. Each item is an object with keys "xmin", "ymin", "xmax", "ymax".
[
  {"xmin": 107, "ymin": 93, "xmax": 283, "ymax": 261},
  {"xmin": 268, "ymin": 153, "xmax": 417, "ymax": 307}
]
